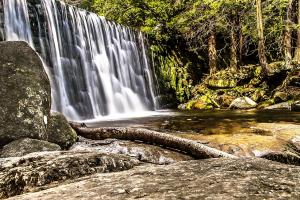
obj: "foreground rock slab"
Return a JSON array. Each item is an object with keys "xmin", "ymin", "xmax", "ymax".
[
  {"xmin": 8, "ymin": 158, "xmax": 300, "ymax": 200},
  {"xmin": 0, "ymin": 151, "xmax": 139, "ymax": 199}
]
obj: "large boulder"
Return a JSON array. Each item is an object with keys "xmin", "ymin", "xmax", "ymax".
[
  {"xmin": 0, "ymin": 138, "xmax": 61, "ymax": 158},
  {"xmin": 0, "ymin": 41, "xmax": 51, "ymax": 146},
  {"xmin": 0, "ymin": 41, "xmax": 77, "ymax": 148}
]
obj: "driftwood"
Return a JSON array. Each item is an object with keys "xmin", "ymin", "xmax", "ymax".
[{"xmin": 70, "ymin": 123, "xmax": 237, "ymax": 159}]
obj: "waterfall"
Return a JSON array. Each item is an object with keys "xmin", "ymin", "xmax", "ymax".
[{"xmin": 3, "ymin": 0, "xmax": 157, "ymax": 120}]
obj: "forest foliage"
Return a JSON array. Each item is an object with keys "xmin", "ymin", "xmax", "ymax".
[{"xmin": 80, "ymin": 0, "xmax": 299, "ymax": 103}]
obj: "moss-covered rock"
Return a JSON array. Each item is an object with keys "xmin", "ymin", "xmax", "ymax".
[
  {"xmin": 0, "ymin": 138, "xmax": 61, "ymax": 158},
  {"xmin": 0, "ymin": 41, "xmax": 51, "ymax": 146},
  {"xmin": 46, "ymin": 112, "xmax": 77, "ymax": 149},
  {"xmin": 291, "ymin": 100, "xmax": 300, "ymax": 111},
  {"xmin": 273, "ymin": 91, "xmax": 290, "ymax": 103},
  {"xmin": 206, "ymin": 78, "xmax": 237, "ymax": 89}
]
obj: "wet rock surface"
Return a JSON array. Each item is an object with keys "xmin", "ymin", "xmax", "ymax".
[
  {"xmin": 0, "ymin": 138, "xmax": 61, "ymax": 158},
  {"xmin": 0, "ymin": 151, "xmax": 139, "ymax": 199},
  {"xmin": 264, "ymin": 102, "xmax": 291, "ymax": 110},
  {"xmin": 7, "ymin": 158, "xmax": 300, "ymax": 200},
  {"xmin": 70, "ymin": 136, "xmax": 192, "ymax": 164}
]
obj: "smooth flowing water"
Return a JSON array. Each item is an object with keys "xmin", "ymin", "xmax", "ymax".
[{"xmin": 3, "ymin": 0, "xmax": 157, "ymax": 120}]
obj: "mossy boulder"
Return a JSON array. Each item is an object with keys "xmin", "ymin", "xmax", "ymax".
[
  {"xmin": 0, "ymin": 41, "xmax": 51, "ymax": 146},
  {"xmin": 185, "ymin": 95, "xmax": 220, "ymax": 110},
  {"xmin": 291, "ymin": 100, "xmax": 300, "ymax": 111},
  {"xmin": 273, "ymin": 91, "xmax": 290, "ymax": 103},
  {"xmin": 206, "ymin": 78, "xmax": 237, "ymax": 89},
  {"xmin": 46, "ymin": 112, "xmax": 78, "ymax": 149},
  {"xmin": 0, "ymin": 138, "xmax": 61, "ymax": 158},
  {"xmin": 217, "ymin": 95, "xmax": 235, "ymax": 108}
]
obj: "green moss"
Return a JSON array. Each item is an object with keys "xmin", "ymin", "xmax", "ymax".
[{"xmin": 207, "ymin": 79, "xmax": 237, "ymax": 89}]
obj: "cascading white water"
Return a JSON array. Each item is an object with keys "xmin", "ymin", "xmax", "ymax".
[
  {"xmin": 3, "ymin": 0, "xmax": 33, "ymax": 46},
  {"xmin": 3, "ymin": 0, "xmax": 157, "ymax": 120}
]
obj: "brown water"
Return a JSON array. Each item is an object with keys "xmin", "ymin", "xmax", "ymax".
[{"xmin": 86, "ymin": 110, "xmax": 300, "ymax": 135}]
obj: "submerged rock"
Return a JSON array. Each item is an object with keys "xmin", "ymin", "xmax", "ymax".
[
  {"xmin": 0, "ymin": 41, "xmax": 51, "ymax": 146},
  {"xmin": 229, "ymin": 97, "xmax": 257, "ymax": 109},
  {"xmin": 0, "ymin": 138, "xmax": 61, "ymax": 158},
  {"xmin": 8, "ymin": 158, "xmax": 300, "ymax": 200},
  {"xmin": 179, "ymin": 122, "xmax": 300, "ymax": 159}
]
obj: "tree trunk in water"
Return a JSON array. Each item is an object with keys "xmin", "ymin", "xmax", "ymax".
[
  {"xmin": 284, "ymin": 0, "xmax": 293, "ymax": 67},
  {"xmin": 256, "ymin": 0, "xmax": 269, "ymax": 74},
  {"xmin": 70, "ymin": 124, "xmax": 237, "ymax": 159},
  {"xmin": 208, "ymin": 31, "xmax": 217, "ymax": 75},
  {"xmin": 294, "ymin": 0, "xmax": 300, "ymax": 62}
]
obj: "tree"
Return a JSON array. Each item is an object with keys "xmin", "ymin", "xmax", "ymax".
[
  {"xmin": 294, "ymin": 0, "xmax": 300, "ymax": 62},
  {"xmin": 256, "ymin": 0, "xmax": 269, "ymax": 74},
  {"xmin": 208, "ymin": 30, "xmax": 217, "ymax": 75},
  {"xmin": 284, "ymin": 0, "xmax": 293, "ymax": 67}
]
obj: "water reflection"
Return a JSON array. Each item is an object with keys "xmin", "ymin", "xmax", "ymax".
[{"xmin": 87, "ymin": 110, "xmax": 300, "ymax": 136}]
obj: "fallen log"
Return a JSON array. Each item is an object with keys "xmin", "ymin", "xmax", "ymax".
[{"xmin": 70, "ymin": 123, "xmax": 237, "ymax": 159}]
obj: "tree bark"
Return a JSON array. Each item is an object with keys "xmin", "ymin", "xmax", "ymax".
[
  {"xmin": 284, "ymin": 0, "xmax": 293, "ymax": 67},
  {"xmin": 230, "ymin": 12, "xmax": 240, "ymax": 72},
  {"xmin": 294, "ymin": 0, "xmax": 300, "ymax": 62},
  {"xmin": 239, "ymin": 16, "xmax": 244, "ymax": 66},
  {"xmin": 230, "ymin": 28, "xmax": 238, "ymax": 72},
  {"xmin": 256, "ymin": 0, "xmax": 269, "ymax": 75},
  {"xmin": 208, "ymin": 31, "xmax": 217, "ymax": 75},
  {"xmin": 70, "ymin": 124, "xmax": 237, "ymax": 159}
]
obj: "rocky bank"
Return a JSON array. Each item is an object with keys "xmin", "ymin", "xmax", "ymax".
[{"xmin": 6, "ymin": 158, "xmax": 300, "ymax": 200}]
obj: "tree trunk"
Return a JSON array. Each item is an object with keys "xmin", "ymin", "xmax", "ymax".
[
  {"xmin": 208, "ymin": 31, "xmax": 217, "ymax": 75},
  {"xmin": 294, "ymin": 0, "xmax": 300, "ymax": 62},
  {"xmin": 239, "ymin": 17, "xmax": 244, "ymax": 66},
  {"xmin": 70, "ymin": 124, "xmax": 237, "ymax": 159},
  {"xmin": 284, "ymin": 0, "xmax": 293, "ymax": 67},
  {"xmin": 230, "ymin": 28, "xmax": 238, "ymax": 72},
  {"xmin": 256, "ymin": 0, "xmax": 269, "ymax": 75}
]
